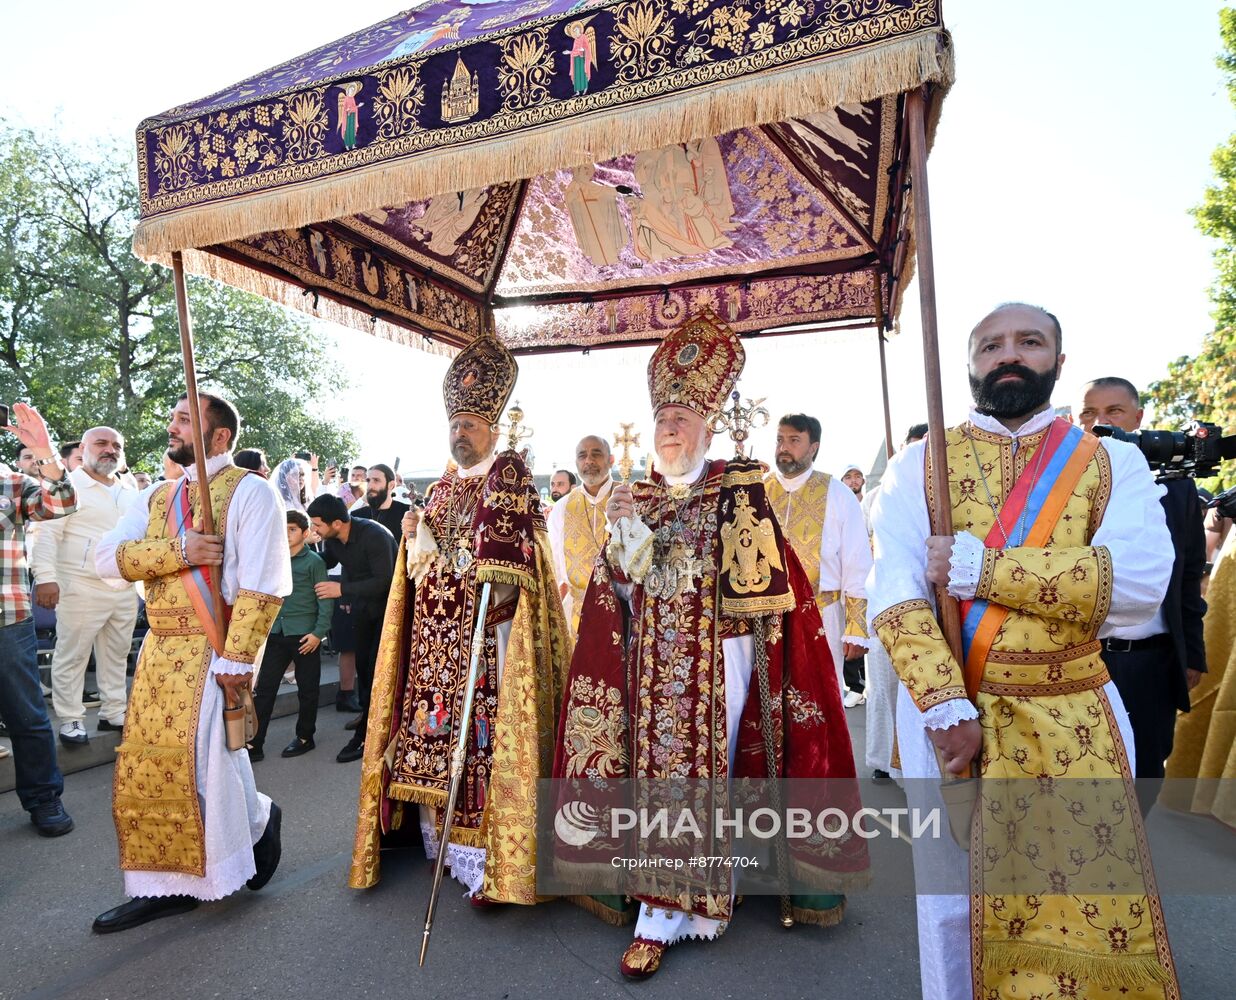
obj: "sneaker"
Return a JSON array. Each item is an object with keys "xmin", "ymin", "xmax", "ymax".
[
  {"xmin": 0, "ymin": 719, "xmax": 8, "ymax": 737},
  {"xmin": 59, "ymin": 721, "xmax": 89, "ymax": 747},
  {"xmin": 842, "ymin": 690, "xmax": 866, "ymax": 709},
  {"xmin": 97, "ymin": 717, "xmax": 125, "ymax": 733},
  {"xmin": 0, "ymin": 743, "xmax": 11, "ymax": 760},
  {"xmin": 81, "ymin": 690, "xmax": 102, "ymax": 708},
  {"xmin": 281, "ymin": 670, "xmax": 296, "ymax": 686},
  {"xmin": 40, "ymin": 681, "xmax": 52, "ymax": 698},
  {"xmin": 30, "ymin": 798, "xmax": 74, "ymax": 837}
]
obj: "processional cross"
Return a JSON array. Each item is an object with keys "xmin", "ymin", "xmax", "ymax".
[
  {"xmin": 613, "ymin": 422, "xmax": 640, "ymax": 483},
  {"xmin": 708, "ymin": 391, "xmax": 770, "ymax": 458},
  {"xmin": 504, "ymin": 401, "xmax": 533, "ymax": 453}
]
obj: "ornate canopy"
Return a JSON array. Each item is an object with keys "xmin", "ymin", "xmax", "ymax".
[{"xmin": 134, "ymin": 0, "xmax": 952, "ymax": 354}]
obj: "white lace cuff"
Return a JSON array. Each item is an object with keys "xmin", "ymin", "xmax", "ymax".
[
  {"xmin": 923, "ymin": 698, "xmax": 979, "ymax": 731},
  {"xmin": 946, "ymin": 531, "xmax": 985, "ymax": 600}
]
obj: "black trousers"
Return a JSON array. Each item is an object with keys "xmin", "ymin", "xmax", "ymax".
[
  {"xmin": 252, "ymin": 631, "xmax": 322, "ymax": 751},
  {"xmin": 843, "ymin": 654, "xmax": 866, "ymax": 693},
  {"xmin": 350, "ymin": 611, "xmax": 384, "ymax": 740},
  {"xmin": 1102, "ymin": 640, "xmax": 1180, "ymax": 815}
]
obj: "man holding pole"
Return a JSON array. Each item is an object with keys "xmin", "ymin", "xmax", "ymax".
[
  {"xmin": 867, "ymin": 303, "xmax": 1180, "ymax": 998},
  {"xmin": 91, "ymin": 392, "xmax": 291, "ymax": 933},
  {"xmin": 349, "ymin": 334, "xmax": 570, "ymax": 915}
]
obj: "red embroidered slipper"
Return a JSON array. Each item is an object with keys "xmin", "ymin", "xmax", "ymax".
[
  {"xmin": 620, "ymin": 937, "xmax": 667, "ymax": 980},
  {"xmin": 469, "ymin": 891, "xmax": 505, "ymax": 909}
]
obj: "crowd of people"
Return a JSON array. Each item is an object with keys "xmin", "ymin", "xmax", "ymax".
[{"xmin": 1, "ymin": 302, "xmax": 1232, "ymax": 997}]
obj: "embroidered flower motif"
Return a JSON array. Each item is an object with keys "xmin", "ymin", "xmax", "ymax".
[{"xmin": 1107, "ymin": 923, "xmax": 1129, "ymax": 952}]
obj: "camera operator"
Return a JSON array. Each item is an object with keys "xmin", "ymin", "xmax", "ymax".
[{"xmin": 1077, "ymin": 376, "xmax": 1207, "ymax": 813}]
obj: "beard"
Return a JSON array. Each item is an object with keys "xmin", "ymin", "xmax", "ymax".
[
  {"xmin": 969, "ymin": 363, "xmax": 1058, "ymax": 420},
  {"xmin": 775, "ymin": 453, "xmax": 812, "ymax": 477},
  {"xmin": 550, "ymin": 489, "xmax": 567, "ymax": 501},
  {"xmin": 85, "ymin": 456, "xmax": 120, "ymax": 477},
  {"xmin": 656, "ymin": 438, "xmax": 708, "ymax": 478},
  {"xmin": 367, "ymin": 486, "xmax": 389, "ymax": 508},
  {"xmin": 450, "ymin": 439, "xmax": 492, "ymax": 469},
  {"xmin": 580, "ymin": 469, "xmax": 610, "ymax": 490},
  {"xmin": 167, "ymin": 439, "xmax": 195, "ymax": 466}
]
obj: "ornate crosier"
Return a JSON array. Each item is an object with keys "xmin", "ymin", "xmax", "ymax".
[
  {"xmin": 613, "ymin": 422, "xmax": 640, "ymax": 483},
  {"xmin": 503, "ymin": 401, "xmax": 533, "ymax": 452},
  {"xmin": 708, "ymin": 390, "xmax": 769, "ymax": 457}
]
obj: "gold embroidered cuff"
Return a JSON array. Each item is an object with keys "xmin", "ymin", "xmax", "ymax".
[
  {"xmin": 115, "ymin": 537, "xmax": 190, "ymax": 582},
  {"xmin": 872, "ymin": 598, "xmax": 966, "ymax": 713},
  {"xmin": 843, "ymin": 596, "xmax": 868, "ymax": 639},
  {"xmin": 222, "ymin": 588, "xmax": 284, "ymax": 664},
  {"xmin": 976, "ymin": 545, "xmax": 1109, "ymax": 626}
]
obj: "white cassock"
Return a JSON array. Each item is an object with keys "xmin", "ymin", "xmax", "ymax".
[
  {"xmin": 96, "ymin": 453, "xmax": 292, "ymax": 901},
  {"xmin": 865, "ymin": 407, "xmax": 1170, "ymax": 1000},
  {"xmin": 858, "ymin": 485, "xmax": 898, "ymax": 778},
  {"xmin": 771, "ymin": 468, "xmax": 872, "ymax": 686},
  {"xmin": 545, "ymin": 478, "xmax": 613, "ymax": 629},
  {"xmin": 614, "ymin": 458, "xmax": 753, "ymax": 946},
  {"xmin": 411, "ymin": 453, "xmax": 518, "ymax": 896}
]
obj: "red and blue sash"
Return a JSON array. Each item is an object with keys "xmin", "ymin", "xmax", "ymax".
[
  {"xmin": 166, "ymin": 477, "xmax": 231, "ymax": 656},
  {"xmin": 958, "ymin": 418, "xmax": 1099, "ymax": 698}
]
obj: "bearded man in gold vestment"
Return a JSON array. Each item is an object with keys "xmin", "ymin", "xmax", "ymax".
[
  {"xmin": 868, "ymin": 304, "xmax": 1181, "ymax": 998},
  {"xmin": 547, "ymin": 434, "xmax": 615, "ymax": 638}
]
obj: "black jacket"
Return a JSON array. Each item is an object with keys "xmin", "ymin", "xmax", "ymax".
[{"xmin": 1160, "ymin": 478, "xmax": 1208, "ymax": 712}]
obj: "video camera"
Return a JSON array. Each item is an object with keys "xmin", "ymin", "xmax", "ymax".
[{"xmin": 1091, "ymin": 420, "xmax": 1236, "ymax": 518}]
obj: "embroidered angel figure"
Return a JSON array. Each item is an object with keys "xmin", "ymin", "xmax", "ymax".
[{"xmin": 564, "ymin": 17, "xmax": 598, "ymax": 96}]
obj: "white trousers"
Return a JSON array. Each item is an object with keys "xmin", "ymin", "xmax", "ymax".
[
  {"xmin": 50, "ymin": 583, "xmax": 138, "ymax": 725},
  {"xmin": 863, "ymin": 640, "xmax": 900, "ymax": 778},
  {"xmin": 633, "ymin": 635, "xmax": 753, "ymax": 945},
  {"xmin": 897, "ymin": 681, "xmax": 1137, "ymax": 1000},
  {"xmin": 819, "ymin": 600, "xmax": 846, "ymax": 691}
]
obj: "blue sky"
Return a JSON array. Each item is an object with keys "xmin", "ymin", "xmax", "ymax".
[{"xmin": 1, "ymin": 1, "xmax": 1230, "ymax": 476}]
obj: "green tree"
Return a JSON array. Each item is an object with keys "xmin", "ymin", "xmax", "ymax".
[
  {"xmin": 1147, "ymin": 8, "xmax": 1236, "ymax": 488},
  {"xmin": 0, "ymin": 120, "xmax": 357, "ymax": 472}
]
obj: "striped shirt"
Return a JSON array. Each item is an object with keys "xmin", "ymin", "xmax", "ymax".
[{"xmin": 0, "ymin": 472, "xmax": 77, "ymax": 623}]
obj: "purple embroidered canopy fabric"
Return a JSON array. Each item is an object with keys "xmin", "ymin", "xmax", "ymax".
[{"xmin": 133, "ymin": 0, "xmax": 953, "ymax": 354}]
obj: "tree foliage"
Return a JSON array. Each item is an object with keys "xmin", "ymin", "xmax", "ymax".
[
  {"xmin": 1146, "ymin": 9, "xmax": 1236, "ymax": 489},
  {"xmin": 0, "ymin": 120, "xmax": 357, "ymax": 472}
]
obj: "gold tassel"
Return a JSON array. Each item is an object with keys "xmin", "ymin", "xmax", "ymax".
[
  {"xmin": 385, "ymin": 781, "xmax": 448, "ymax": 808},
  {"xmin": 134, "ymin": 31, "xmax": 954, "ymax": 261},
  {"xmin": 790, "ymin": 900, "xmax": 847, "ymax": 928},
  {"xmin": 980, "ymin": 941, "xmax": 1174, "ymax": 989}
]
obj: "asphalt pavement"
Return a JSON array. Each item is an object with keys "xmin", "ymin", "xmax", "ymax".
[{"xmin": 1, "ymin": 704, "xmax": 1230, "ymax": 1000}]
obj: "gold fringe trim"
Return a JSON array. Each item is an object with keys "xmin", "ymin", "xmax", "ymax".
[
  {"xmin": 385, "ymin": 781, "xmax": 447, "ymax": 808},
  {"xmin": 178, "ymin": 251, "xmax": 462, "ymax": 358},
  {"xmin": 475, "ymin": 565, "xmax": 537, "ymax": 590},
  {"xmin": 790, "ymin": 860, "xmax": 872, "ymax": 893},
  {"xmin": 980, "ymin": 941, "xmax": 1174, "ymax": 989},
  {"xmin": 791, "ymin": 898, "xmax": 847, "ymax": 928},
  {"xmin": 134, "ymin": 31, "xmax": 954, "ymax": 282},
  {"xmin": 567, "ymin": 894, "xmax": 636, "ymax": 926}
]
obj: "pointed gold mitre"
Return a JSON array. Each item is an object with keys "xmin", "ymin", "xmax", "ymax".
[
  {"xmin": 442, "ymin": 333, "xmax": 518, "ymax": 424},
  {"xmin": 647, "ymin": 309, "xmax": 746, "ymax": 416}
]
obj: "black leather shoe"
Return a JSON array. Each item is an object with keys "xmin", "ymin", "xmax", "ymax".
[
  {"xmin": 97, "ymin": 717, "xmax": 125, "ymax": 732},
  {"xmin": 871, "ymin": 769, "xmax": 892, "ymax": 785},
  {"xmin": 93, "ymin": 895, "xmax": 198, "ymax": 934},
  {"xmin": 281, "ymin": 737, "xmax": 314, "ymax": 758},
  {"xmin": 344, "ymin": 713, "xmax": 363, "ymax": 731},
  {"xmin": 248, "ymin": 745, "xmax": 265, "ymax": 762},
  {"xmin": 336, "ymin": 738, "xmax": 364, "ymax": 763},
  {"xmin": 247, "ymin": 802, "xmax": 282, "ymax": 891},
  {"xmin": 30, "ymin": 799, "xmax": 74, "ymax": 838},
  {"xmin": 336, "ymin": 690, "xmax": 361, "ymax": 713}
]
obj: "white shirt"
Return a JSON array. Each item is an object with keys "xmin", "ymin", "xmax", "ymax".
[
  {"xmin": 31, "ymin": 466, "xmax": 141, "ymax": 591},
  {"xmin": 95, "ymin": 453, "xmax": 293, "ymax": 674},
  {"xmin": 867, "ymin": 408, "xmax": 1171, "ymax": 729}
]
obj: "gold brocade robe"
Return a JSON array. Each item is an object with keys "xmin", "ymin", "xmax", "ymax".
[
  {"xmin": 559, "ymin": 487, "xmax": 609, "ymax": 636},
  {"xmin": 349, "ymin": 452, "xmax": 572, "ymax": 902},
  {"xmin": 765, "ymin": 471, "xmax": 867, "ymax": 641},
  {"xmin": 111, "ymin": 468, "xmax": 282, "ymax": 876},
  {"xmin": 873, "ymin": 423, "xmax": 1179, "ymax": 998}
]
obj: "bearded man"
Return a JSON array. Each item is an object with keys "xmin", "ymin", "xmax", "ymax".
[
  {"xmin": 547, "ymin": 435, "xmax": 615, "ymax": 638},
  {"xmin": 554, "ymin": 310, "xmax": 869, "ymax": 979},
  {"xmin": 92, "ymin": 393, "xmax": 290, "ymax": 933},
  {"xmin": 868, "ymin": 303, "xmax": 1180, "ymax": 998},
  {"xmin": 765, "ymin": 414, "xmax": 872, "ymax": 699},
  {"xmin": 350, "ymin": 335, "xmax": 571, "ymax": 908}
]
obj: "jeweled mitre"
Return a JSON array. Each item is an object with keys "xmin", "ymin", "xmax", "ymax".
[
  {"xmin": 647, "ymin": 309, "xmax": 745, "ymax": 417},
  {"xmin": 443, "ymin": 334, "xmax": 518, "ymax": 423}
]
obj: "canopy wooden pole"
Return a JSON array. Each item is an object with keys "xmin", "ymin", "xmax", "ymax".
[
  {"xmin": 171, "ymin": 251, "xmax": 227, "ymax": 626},
  {"xmin": 872, "ymin": 271, "xmax": 896, "ymax": 460},
  {"xmin": 906, "ymin": 89, "xmax": 963, "ymax": 664}
]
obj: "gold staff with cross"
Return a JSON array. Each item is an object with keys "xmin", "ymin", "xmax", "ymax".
[{"xmin": 613, "ymin": 422, "xmax": 641, "ymax": 483}]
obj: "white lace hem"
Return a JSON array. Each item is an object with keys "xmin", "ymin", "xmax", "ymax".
[
  {"xmin": 923, "ymin": 698, "xmax": 979, "ymax": 731},
  {"xmin": 634, "ymin": 904, "xmax": 729, "ymax": 945},
  {"xmin": 945, "ymin": 531, "xmax": 984, "ymax": 600},
  {"xmin": 420, "ymin": 809, "xmax": 487, "ymax": 896}
]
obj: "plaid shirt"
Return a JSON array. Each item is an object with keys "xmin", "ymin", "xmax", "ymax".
[{"xmin": 0, "ymin": 471, "xmax": 77, "ymax": 623}]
